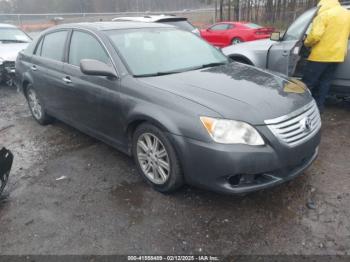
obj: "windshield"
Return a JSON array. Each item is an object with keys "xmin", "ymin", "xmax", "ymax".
[
  {"xmin": 162, "ymin": 20, "xmax": 196, "ymax": 32},
  {"xmin": 0, "ymin": 28, "xmax": 31, "ymax": 43},
  {"xmin": 283, "ymin": 8, "xmax": 317, "ymax": 41},
  {"xmin": 106, "ymin": 28, "xmax": 228, "ymax": 77}
]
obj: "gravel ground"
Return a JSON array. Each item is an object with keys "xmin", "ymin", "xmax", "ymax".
[{"xmin": 0, "ymin": 85, "xmax": 349, "ymax": 256}]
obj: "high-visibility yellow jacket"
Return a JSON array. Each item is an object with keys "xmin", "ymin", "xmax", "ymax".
[{"xmin": 305, "ymin": 0, "xmax": 350, "ymax": 62}]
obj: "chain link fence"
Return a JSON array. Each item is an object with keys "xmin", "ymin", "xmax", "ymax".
[
  {"xmin": 0, "ymin": 4, "xmax": 319, "ymax": 35},
  {"xmin": 0, "ymin": 9, "xmax": 216, "ymax": 33}
]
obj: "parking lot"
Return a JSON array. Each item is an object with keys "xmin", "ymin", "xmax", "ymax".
[{"xmin": 0, "ymin": 84, "xmax": 349, "ymax": 255}]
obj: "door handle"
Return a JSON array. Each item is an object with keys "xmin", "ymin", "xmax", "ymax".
[
  {"xmin": 31, "ymin": 65, "xmax": 37, "ymax": 71},
  {"xmin": 62, "ymin": 76, "xmax": 72, "ymax": 84}
]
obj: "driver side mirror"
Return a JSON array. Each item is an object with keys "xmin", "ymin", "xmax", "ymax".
[
  {"xmin": 270, "ymin": 32, "xmax": 281, "ymax": 41},
  {"xmin": 80, "ymin": 59, "xmax": 118, "ymax": 78}
]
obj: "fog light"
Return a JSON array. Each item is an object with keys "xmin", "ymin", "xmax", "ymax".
[{"xmin": 228, "ymin": 175, "xmax": 242, "ymax": 186}]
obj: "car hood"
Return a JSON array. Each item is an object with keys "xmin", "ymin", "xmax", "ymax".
[
  {"xmin": 138, "ymin": 63, "xmax": 313, "ymax": 125},
  {"xmin": 0, "ymin": 43, "xmax": 29, "ymax": 61},
  {"xmin": 222, "ymin": 39, "xmax": 273, "ymax": 54}
]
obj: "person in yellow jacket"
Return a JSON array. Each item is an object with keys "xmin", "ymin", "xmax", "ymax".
[{"xmin": 302, "ymin": 0, "xmax": 350, "ymax": 112}]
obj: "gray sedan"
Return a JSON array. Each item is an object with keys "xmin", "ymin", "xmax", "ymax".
[
  {"xmin": 16, "ymin": 22, "xmax": 321, "ymax": 194},
  {"xmin": 223, "ymin": 6, "xmax": 350, "ymax": 98}
]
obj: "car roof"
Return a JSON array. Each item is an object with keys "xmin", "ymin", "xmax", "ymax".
[
  {"xmin": 112, "ymin": 15, "xmax": 187, "ymax": 23},
  {"xmin": 0, "ymin": 23, "xmax": 17, "ymax": 28},
  {"xmin": 51, "ymin": 21, "xmax": 174, "ymax": 32}
]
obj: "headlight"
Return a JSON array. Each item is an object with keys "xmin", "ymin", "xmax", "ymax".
[{"xmin": 200, "ymin": 117, "xmax": 265, "ymax": 146}]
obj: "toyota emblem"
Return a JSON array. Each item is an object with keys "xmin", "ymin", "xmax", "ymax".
[{"xmin": 300, "ymin": 117, "xmax": 312, "ymax": 133}]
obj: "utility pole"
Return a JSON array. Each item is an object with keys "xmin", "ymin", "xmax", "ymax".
[
  {"xmin": 79, "ymin": 0, "xmax": 84, "ymax": 14},
  {"xmin": 215, "ymin": 0, "xmax": 218, "ymax": 22},
  {"xmin": 238, "ymin": 0, "xmax": 242, "ymax": 21}
]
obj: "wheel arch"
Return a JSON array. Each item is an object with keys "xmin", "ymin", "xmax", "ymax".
[
  {"xmin": 231, "ymin": 36, "xmax": 244, "ymax": 42},
  {"xmin": 229, "ymin": 55, "xmax": 254, "ymax": 65},
  {"xmin": 125, "ymin": 113, "xmax": 181, "ymax": 155},
  {"xmin": 21, "ymin": 73, "xmax": 34, "ymax": 95}
]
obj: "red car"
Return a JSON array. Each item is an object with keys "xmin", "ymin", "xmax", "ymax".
[{"xmin": 200, "ymin": 22, "xmax": 274, "ymax": 48}]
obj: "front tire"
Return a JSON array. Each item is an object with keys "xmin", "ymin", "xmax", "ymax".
[
  {"xmin": 25, "ymin": 84, "xmax": 53, "ymax": 125},
  {"xmin": 132, "ymin": 123, "xmax": 184, "ymax": 193}
]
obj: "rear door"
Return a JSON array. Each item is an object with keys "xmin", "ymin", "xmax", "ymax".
[
  {"xmin": 61, "ymin": 30, "xmax": 124, "ymax": 143},
  {"xmin": 267, "ymin": 8, "xmax": 318, "ymax": 77},
  {"xmin": 32, "ymin": 30, "xmax": 69, "ymax": 115}
]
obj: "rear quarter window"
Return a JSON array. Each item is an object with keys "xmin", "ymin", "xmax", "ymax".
[{"xmin": 244, "ymin": 23, "xmax": 263, "ymax": 29}]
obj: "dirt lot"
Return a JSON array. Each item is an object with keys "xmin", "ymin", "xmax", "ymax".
[{"xmin": 0, "ymin": 85, "xmax": 349, "ymax": 256}]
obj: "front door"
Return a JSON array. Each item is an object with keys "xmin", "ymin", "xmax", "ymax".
[
  {"xmin": 61, "ymin": 30, "xmax": 124, "ymax": 145},
  {"xmin": 205, "ymin": 24, "xmax": 230, "ymax": 47},
  {"xmin": 267, "ymin": 8, "xmax": 318, "ymax": 77},
  {"xmin": 332, "ymin": 41, "xmax": 350, "ymax": 95}
]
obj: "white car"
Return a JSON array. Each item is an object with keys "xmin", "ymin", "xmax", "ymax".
[
  {"xmin": 223, "ymin": 5, "xmax": 350, "ymax": 99},
  {"xmin": 112, "ymin": 15, "xmax": 200, "ymax": 36},
  {"xmin": 0, "ymin": 23, "xmax": 31, "ymax": 86}
]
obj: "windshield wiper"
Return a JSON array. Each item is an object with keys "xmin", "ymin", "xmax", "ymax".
[
  {"xmin": 0, "ymin": 39, "xmax": 29, "ymax": 43},
  {"xmin": 134, "ymin": 62, "xmax": 228, "ymax": 77},
  {"xmin": 199, "ymin": 62, "xmax": 228, "ymax": 69},
  {"xmin": 135, "ymin": 70, "xmax": 184, "ymax": 78}
]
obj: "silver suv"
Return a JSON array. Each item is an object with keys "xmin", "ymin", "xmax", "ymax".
[
  {"xmin": 223, "ymin": 6, "xmax": 350, "ymax": 98},
  {"xmin": 112, "ymin": 15, "xmax": 200, "ymax": 36}
]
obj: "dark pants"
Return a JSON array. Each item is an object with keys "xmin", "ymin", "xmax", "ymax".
[{"xmin": 302, "ymin": 61, "xmax": 338, "ymax": 111}]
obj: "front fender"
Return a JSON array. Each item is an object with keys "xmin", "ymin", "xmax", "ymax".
[
  {"xmin": 222, "ymin": 40, "xmax": 273, "ymax": 69},
  {"xmin": 121, "ymin": 76, "xmax": 220, "ymax": 144},
  {"xmin": 224, "ymin": 48, "xmax": 262, "ymax": 67}
]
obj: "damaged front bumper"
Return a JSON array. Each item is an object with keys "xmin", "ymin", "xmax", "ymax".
[
  {"xmin": 0, "ymin": 148, "xmax": 14, "ymax": 196},
  {"xmin": 0, "ymin": 61, "xmax": 16, "ymax": 86}
]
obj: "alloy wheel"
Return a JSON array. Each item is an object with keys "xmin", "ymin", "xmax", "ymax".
[
  {"xmin": 27, "ymin": 89, "xmax": 43, "ymax": 120},
  {"xmin": 0, "ymin": 171, "xmax": 9, "ymax": 195},
  {"xmin": 136, "ymin": 133, "xmax": 170, "ymax": 185}
]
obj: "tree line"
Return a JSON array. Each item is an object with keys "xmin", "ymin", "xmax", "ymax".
[{"xmin": 208, "ymin": 0, "xmax": 319, "ymax": 26}]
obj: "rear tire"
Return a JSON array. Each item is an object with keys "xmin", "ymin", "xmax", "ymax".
[
  {"xmin": 132, "ymin": 123, "xmax": 184, "ymax": 193},
  {"xmin": 25, "ymin": 84, "xmax": 53, "ymax": 125},
  {"xmin": 232, "ymin": 37, "xmax": 243, "ymax": 45}
]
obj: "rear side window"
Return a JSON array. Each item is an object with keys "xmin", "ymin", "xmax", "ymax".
[
  {"xmin": 163, "ymin": 21, "xmax": 195, "ymax": 32},
  {"xmin": 69, "ymin": 31, "xmax": 110, "ymax": 66},
  {"xmin": 244, "ymin": 23, "xmax": 262, "ymax": 29},
  {"xmin": 40, "ymin": 31, "xmax": 68, "ymax": 61}
]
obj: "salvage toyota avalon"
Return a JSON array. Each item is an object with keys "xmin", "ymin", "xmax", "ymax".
[{"xmin": 15, "ymin": 22, "xmax": 321, "ymax": 194}]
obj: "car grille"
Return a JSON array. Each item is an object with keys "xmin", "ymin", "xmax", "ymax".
[{"xmin": 265, "ymin": 100, "xmax": 321, "ymax": 147}]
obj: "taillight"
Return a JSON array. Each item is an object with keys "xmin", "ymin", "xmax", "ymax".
[{"xmin": 255, "ymin": 28, "xmax": 274, "ymax": 35}]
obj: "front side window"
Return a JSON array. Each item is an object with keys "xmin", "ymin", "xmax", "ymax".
[
  {"xmin": 0, "ymin": 28, "xmax": 31, "ymax": 43},
  {"xmin": 283, "ymin": 8, "xmax": 317, "ymax": 41},
  {"xmin": 69, "ymin": 31, "xmax": 110, "ymax": 66},
  {"xmin": 107, "ymin": 28, "xmax": 228, "ymax": 77},
  {"xmin": 41, "ymin": 31, "xmax": 68, "ymax": 61},
  {"xmin": 210, "ymin": 24, "xmax": 230, "ymax": 31}
]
